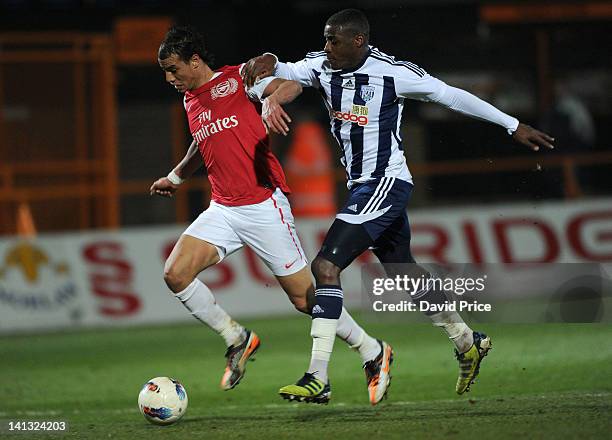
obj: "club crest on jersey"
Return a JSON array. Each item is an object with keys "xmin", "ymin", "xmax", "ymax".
[
  {"xmin": 360, "ymin": 85, "xmax": 375, "ymax": 102},
  {"xmin": 211, "ymin": 78, "xmax": 238, "ymax": 100}
]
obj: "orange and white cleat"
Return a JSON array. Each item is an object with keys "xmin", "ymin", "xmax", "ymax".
[
  {"xmin": 363, "ymin": 340, "xmax": 394, "ymax": 405},
  {"xmin": 220, "ymin": 329, "xmax": 261, "ymax": 390}
]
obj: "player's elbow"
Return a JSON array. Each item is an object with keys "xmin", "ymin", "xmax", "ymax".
[{"xmin": 426, "ymin": 79, "xmax": 450, "ymax": 104}]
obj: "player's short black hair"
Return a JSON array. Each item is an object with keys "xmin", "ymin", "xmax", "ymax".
[
  {"xmin": 326, "ymin": 9, "xmax": 370, "ymax": 41},
  {"xmin": 158, "ymin": 25, "xmax": 214, "ymax": 66}
]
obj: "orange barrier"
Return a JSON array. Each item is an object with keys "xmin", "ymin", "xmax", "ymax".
[{"xmin": 0, "ymin": 33, "xmax": 118, "ymax": 234}]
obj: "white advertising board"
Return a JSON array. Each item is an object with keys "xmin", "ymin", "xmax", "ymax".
[{"xmin": 0, "ymin": 198, "xmax": 610, "ymax": 333}]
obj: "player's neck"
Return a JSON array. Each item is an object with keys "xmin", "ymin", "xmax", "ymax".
[
  {"xmin": 193, "ymin": 64, "xmax": 216, "ymax": 89},
  {"xmin": 345, "ymin": 48, "xmax": 369, "ymax": 71}
]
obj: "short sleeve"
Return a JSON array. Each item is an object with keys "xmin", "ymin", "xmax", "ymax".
[
  {"xmin": 274, "ymin": 56, "xmax": 320, "ymax": 88},
  {"xmin": 245, "ymin": 76, "xmax": 276, "ymax": 102}
]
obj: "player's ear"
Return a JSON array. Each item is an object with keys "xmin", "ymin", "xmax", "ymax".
[
  {"xmin": 354, "ymin": 34, "xmax": 366, "ymax": 48},
  {"xmin": 190, "ymin": 54, "xmax": 199, "ymax": 69}
]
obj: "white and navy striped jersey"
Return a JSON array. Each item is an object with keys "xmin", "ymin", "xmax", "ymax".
[{"xmin": 274, "ymin": 47, "xmax": 518, "ymax": 188}]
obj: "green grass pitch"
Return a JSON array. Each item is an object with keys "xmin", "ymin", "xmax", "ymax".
[{"xmin": 2, "ymin": 315, "xmax": 611, "ymax": 439}]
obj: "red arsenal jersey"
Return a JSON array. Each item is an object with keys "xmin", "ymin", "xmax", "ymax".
[{"xmin": 183, "ymin": 65, "xmax": 290, "ymax": 206}]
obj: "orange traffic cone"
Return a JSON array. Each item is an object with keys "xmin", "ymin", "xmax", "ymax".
[{"xmin": 16, "ymin": 202, "xmax": 37, "ymax": 237}]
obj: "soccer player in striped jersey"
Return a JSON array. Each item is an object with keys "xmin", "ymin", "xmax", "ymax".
[{"xmin": 243, "ymin": 9, "xmax": 554, "ymax": 404}]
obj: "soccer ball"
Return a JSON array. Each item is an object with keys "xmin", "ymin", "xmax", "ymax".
[{"xmin": 138, "ymin": 377, "xmax": 188, "ymax": 425}]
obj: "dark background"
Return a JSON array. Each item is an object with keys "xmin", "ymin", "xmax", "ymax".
[{"xmin": 2, "ymin": 0, "xmax": 610, "ymax": 226}]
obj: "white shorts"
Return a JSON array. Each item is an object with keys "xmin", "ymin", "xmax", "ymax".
[{"xmin": 183, "ymin": 188, "xmax": 308, "ymax": 277}]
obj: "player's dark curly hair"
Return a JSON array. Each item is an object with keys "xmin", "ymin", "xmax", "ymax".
[
  {"xmin": 158, "ymin": 25, "xmax": 215, "ymax": 66},
  {"xmin": 326, "ymin": 9, "xmax": 370, "ymax": 42}
]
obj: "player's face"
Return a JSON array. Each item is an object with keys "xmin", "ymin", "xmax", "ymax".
[
  {"xmin": 323, "ymin": 24, "xmax": 364, "ymax": 70},
  {"xmin": 158, "ymin": 53, "xmax": 198, "ymax": 93}
]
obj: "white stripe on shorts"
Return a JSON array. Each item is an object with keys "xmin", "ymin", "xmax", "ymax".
[
  {"xmin": 369, "ymin": 177, "xmax": 395, "ymax": 213},
  {"xmin": 360, "ymin": 177, "xmax": 394, "ymax": 215}
]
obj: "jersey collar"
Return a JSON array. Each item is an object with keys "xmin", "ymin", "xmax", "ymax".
[{"xmin": 339, "ymin": 48, "xmax": 371, "ymax": 74}]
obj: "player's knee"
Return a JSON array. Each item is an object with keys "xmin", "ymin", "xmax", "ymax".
[
  {"xmin": 311, "ymin": 256, "xmax": 341, "ymax": 285},
  {"xmin": 163, "ymin": 262, "xmax": 194, "ymax": 294}
]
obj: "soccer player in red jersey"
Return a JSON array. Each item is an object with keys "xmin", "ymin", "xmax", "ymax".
[{"xmin": 150, "ymin": 26, "xmax": 389, "ymax": 396}]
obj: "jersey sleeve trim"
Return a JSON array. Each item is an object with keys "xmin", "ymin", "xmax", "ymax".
[
  {"xmin": 306, "ymin": 50, "xmax": 326, "ymax": 59},
  {"xmin": 370, "ymin": 48, "xmax": 426, "ymax": 77},
  {"xmin": 370, "ymin": 53, "xmax": 426, "ymax": 78},
  {"xmin": 246, "ymin": 76, "xmax": 276, "ymax": 101}
]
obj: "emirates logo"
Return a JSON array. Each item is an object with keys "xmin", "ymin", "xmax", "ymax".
[{"xmin": 211, "ymin": 78, "xmax": 239, "ymax": 100}]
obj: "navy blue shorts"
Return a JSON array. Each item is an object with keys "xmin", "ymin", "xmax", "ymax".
[
  {"xmin": 337, "ymin": 177, "xmax": 413, "ymax": 240},
  {"xmin": 318, "ymin": 177, "xmax": 415, "ymax": 269}
]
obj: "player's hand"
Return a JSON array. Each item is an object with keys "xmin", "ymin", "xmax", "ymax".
[
  {"xmin": 512, "ymin": 123, "xmax": 555, "ymax": 152},
  {"xmin": 242, "ymin": 54, "xmax": 276, "ymax": 88},
  {"xmin": 262, "ymin": 96, "xmax": 292, "ymax": 136},
  {"xmin": 149, "ymin": 177, "xmax": 179, "ymax": 198}
]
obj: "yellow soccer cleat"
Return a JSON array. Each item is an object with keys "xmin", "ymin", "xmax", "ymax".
[
  {"xmin": 279, "ymin": 373, "xmax": 331, "ymax": 404},
  {"xmin": 455, "ymin": 331, "xmax": 492, "ymax": 394}
]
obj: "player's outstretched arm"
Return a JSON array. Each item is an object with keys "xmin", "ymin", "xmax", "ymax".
[
  {"xmin": 150, "ymin": 140, "xmax": 202, "ymax": 198},
  {"xmin": 261, "ymin": 79, "xmax": 303, "ymax": 136},
  {"xmin": 436, "ymin": 85, "xmax": 555, "ymax": 152},
  {"xmin": 396, "ymin": 70, "xmax": 555, "ymax": 152},
  {"xmin": 512, "ymin": 123, "xmax": 555, "ymax": 152}
]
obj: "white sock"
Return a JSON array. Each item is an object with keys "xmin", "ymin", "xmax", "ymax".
[
  {"xmin": 308, "ymin": 318, "xmax": 337, "ymax": 384},
  {"xmin": 175, "ymin": 278, "xmax": 245, "ymax": 347},
  {"xmin": 307, "ymin": 358, "xmax": 329, "ymax": 384},
  {"xmin": 430, "ymin": 310, "xmax": 474, "ymax": 353},
  {"xmin": 336, "ymin": 307, "xmax": 381, "ymax": 363}
]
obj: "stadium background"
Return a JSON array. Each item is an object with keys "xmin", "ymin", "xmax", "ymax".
[{"xmin": 1, "ymin": 1, "xmax": 611, "ymax": 438}]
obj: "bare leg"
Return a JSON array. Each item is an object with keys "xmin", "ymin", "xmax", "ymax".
[{"xmin": 164, "ymin": 234, "xmax": 245, "ymax": 347}]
